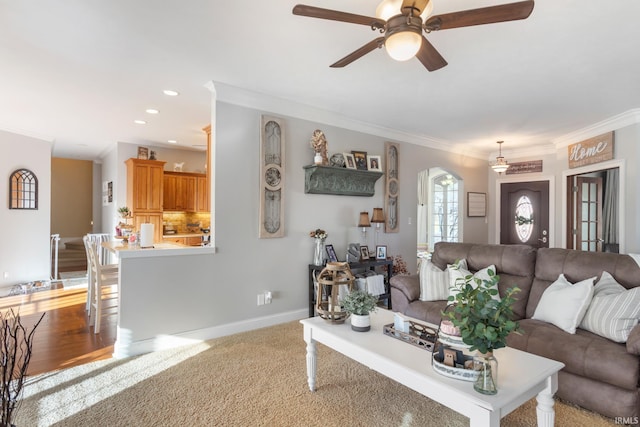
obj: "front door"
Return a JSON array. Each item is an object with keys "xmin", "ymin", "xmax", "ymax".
[{"xmin": 500, "ymin": 181, "xmax": 550, "ymax": 248}]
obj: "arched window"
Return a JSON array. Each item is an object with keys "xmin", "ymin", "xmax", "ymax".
[
  {"xmin": 418, "ymin": 168, "xmax": 463, "ymax": 255},
  {"xmin": 10, "ymin": 169, "xmax": 38, "ymax": 210},
  {"xmin": 430, "ymin": 172, "xmax": 460, "ymax": 247}
]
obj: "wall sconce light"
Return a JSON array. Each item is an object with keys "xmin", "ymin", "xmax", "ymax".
[
  {"xmin": 371, "ymin": 208, "xmax": 385, "ymax": 246},
  {"xmin": 358, "ymin": 211, "xmax": 371, "ymax": 242}
]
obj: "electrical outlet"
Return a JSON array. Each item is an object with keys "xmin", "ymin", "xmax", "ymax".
[
  {"xmin": 3, "ymin": 272, "xmax": 8, "ymax": 279},
  {"xmin": 264, "ymin": 291, "xmax": 272, "ymax": 304},
  {"xmin": 257, "ymin": 293, "xmax": 265, "ymax": 306}
]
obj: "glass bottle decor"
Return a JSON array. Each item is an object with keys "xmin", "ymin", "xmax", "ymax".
[
  {"xmin": 313, "ymin": 238, "xmax": 325, "ymax": 266},
  {"xmin": 473, "ymin": 351, "xmax": 498, "ymax": 395}
]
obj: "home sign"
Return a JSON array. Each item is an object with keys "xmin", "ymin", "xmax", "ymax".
[{"xmin": 568, "ymin": 132, "xmax": 614, "ymax": 169}]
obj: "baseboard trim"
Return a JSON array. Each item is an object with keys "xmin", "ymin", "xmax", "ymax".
[{"xmin": 113, "ymin": 308, "xmax": 309, "ymax": 359}]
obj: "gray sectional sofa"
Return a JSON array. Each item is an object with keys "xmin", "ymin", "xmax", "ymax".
[{"xmin": 390, "ymin": 242, "xmax": 640, "ymax": 419}]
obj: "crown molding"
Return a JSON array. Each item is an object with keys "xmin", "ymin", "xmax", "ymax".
[
  {"xmin": 211, "ymin": 81, "xmax": 488, "ymax": 160},
  {"xmin": 552, "ymin": 109, "xmax": 640, "ymax": 148}
]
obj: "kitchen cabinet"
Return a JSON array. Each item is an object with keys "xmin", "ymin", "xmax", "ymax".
[
  {"xmin": 163, "ymin": 171, "xmax": 206, "ymax": 212},
  {"xmin": 196, "ymin": 175, "xmax": 208, "ymax": 212},
  {"xmin": 126, "ymin": 158, "xmax": 166, "ymax": 242},
  {"xmin": 162, "ymin": 236, "xmax": 203, "ymax": 246}
]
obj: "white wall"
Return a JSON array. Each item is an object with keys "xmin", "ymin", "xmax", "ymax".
[{"xmin": 0, "ymin": 130, "xmax": 51, "ymax": 288}]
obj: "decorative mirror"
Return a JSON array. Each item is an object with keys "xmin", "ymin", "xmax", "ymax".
[{"xmin": 9, "ymin": 169, "xmax": 38, "ymax": 210}]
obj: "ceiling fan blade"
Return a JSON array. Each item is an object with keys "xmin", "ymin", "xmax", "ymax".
[
  {"xmin": 330, "ymin": 37, "xmax": 385, "ymax": 68},
  {"xmin": 401, "ymin": 0, "xmax": 430, "ymax": 16},
  {"xmin": 425, "ymin": 1, "xmax": 534, "ymax": 30},
  {"xmin": 415, "ymin": 36, "xmax": 447, "ymax": 71},
  {"xmin": 293, "ymin": 4, "xmax": 385, "ymax": 27}
]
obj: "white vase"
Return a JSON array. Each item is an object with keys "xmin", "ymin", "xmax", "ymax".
[
  {"xmin": 312, "ymin": 238, "xmax": 325, "ymax": 266},
  {"xmin": 314, "ymin": 153, "xmax": 322, "ymax": 165},
  {"xmin": 350, "ymin": 314, "xmax": 371, "ymax": 332}
]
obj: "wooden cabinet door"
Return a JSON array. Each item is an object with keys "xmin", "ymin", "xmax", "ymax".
[
  {"xmin": 148, "ymin": 164, "xmax": 163, "ymax": 211},
  {"xmin": 163, "ymin": 174, "xmax": 177, "ymax": 210},
  {"xmin": 196, "ymin": 176, "xmax": 209, "ymax": 212},
  {"xmin": 175, "ymin": 176, "xmax": 196, "ymax": 211},
  {"xmin": 132, "ymin": 163, "xmax": 150, "ymax": 211},
  {"xmin": 133, "ymin": 213, "xmax": 163, "ymax": 242}
]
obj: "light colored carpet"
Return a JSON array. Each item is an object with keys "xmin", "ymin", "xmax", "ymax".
[{"xmin": 16, "ymin": 321, "xmax": 615, "ymax": 426}]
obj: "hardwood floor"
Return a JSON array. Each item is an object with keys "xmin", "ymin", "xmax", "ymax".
[{"xmin": 0, "ymin": 280, "xmax": 116, "ymax": 377}]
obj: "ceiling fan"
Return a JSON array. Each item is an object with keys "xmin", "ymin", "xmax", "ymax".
[{"xmin": 292, "ymin": 0, "xmax": 534, "ymax": 71}]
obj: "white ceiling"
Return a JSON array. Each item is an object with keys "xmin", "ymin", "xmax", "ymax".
[{"xmin": 2, "ymin": 0, "xmax": 639, "ymax": 160}]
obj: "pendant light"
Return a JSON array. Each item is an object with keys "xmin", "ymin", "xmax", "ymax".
[{"xmin": 491, "ymin": 141, "xmax": 510, "ymax": 174}]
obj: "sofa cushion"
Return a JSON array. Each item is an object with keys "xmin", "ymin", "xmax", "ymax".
[
  {"xmin": 405, "ymin": 300, "xmax": 448, "ymax": 326},
  {"xmin": 507, "ymin": 319, "xmax": 639, "ymax": 391},
  {"xmin": 580, "ymin": 271, "xmax": 640, "ymax": 343},
  {"xmin": 447, "ymin": 261, "xmax": 499, "ymax": 301},
  {"xmin": 527, "ymin": 248, "xmax": 640, "ymax": 318},
  {"xmin": 626, "ymin": 325, "xmax": 640, "ymax": 355},
  {"xmin": 419, "ymin": 260, "xmax": 449, "ymax": 301},
  {"xmin": 531, "ymin": 274, "xmax": 595, "ymax": 334},
  {"xmin": 430, "ymin": 242, "xmax": 536, "ymax": 320}
]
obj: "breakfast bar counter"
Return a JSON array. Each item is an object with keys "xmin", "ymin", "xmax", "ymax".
[{"xmin": 103, "ymin": 241, "xmax": 216, "ymax": 358}]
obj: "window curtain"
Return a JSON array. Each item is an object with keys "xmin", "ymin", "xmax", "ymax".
[
  {"xmin": 417, "ymin": 170, "xmax": 429, "ymax": 251},
  {"xmin": 602, "ymin": 168, "xmax": 619, "ymax": 246}
]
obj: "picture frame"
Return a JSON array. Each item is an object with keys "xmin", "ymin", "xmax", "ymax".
[
  {"xmin": 467, "ymin": 192, "xmax": 487, "ymax": 217},
  {"xmin": 351, "ymin": 150, "xmax": 368, "ymax": 171},
  {"xmin": 360, "ymin": 245, "xmax": 370, "ymax": 260},
  {"xmin": 375, "ymin": 245, "xmax": 387, "ymax": 260},
  {"xmin": 343, "ymin": 152, "xmax": 356, "ymax": 169},
  {"xmin": 368, "ymin": 155, "xmax": 382, "ymax": 172},
  {"xmin": 137, "ymin": 146, "xmax": 149, "ymax": 160},
  {"xmin": 325, "ymin": 244, "xmax": 338, "ymax": 262}
]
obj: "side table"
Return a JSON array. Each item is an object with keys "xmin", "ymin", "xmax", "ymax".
[{"xmin": 307, "ymin": 259, "xmax": 393, "ymax": 317}]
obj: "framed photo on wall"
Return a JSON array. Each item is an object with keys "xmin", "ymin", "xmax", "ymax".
[
  {"xmin": 343, "ymin": 153, "xmax": 357, "ymax": 169},
  {"xmin": 375, "ymin": 245, "xmax": 387, "ymax": 260},
  {"xmin": 137, "ymin": 146, "xmax": 149, "ymax": 160},
  {"xmin": 467, "ymin": 192, "xmax": 487, "ymax": 217},
  {"xmin": 368, "ymin": 155, "xmax": 382, "ymax": 171},
  {"xmin": 325, "ymin": 244, "xmax": 338, "ymax": 262},
  {"xmin": 360, "ymin": 246, "xmax": 370, "ymax": 260},
  {"xmin": 352, "ymin": 150, "xmax": 368, "ymax": 171}
]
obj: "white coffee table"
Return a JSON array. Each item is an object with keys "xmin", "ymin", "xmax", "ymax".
[{"xmin": 301, "ymin": 309, "xmax": 564, "ymax": 427}]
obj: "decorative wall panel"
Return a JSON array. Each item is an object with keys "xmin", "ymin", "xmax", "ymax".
[
  {"xmin": 259, "ymin": 116, "xmax": 285, "ymax": 238},
  {"xmin": 385, "ymin": 142, "xmax": 399, "ymax": 233}
]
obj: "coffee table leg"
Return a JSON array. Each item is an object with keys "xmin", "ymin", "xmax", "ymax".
[
  {"xmin": 536, "ymin": 374, "xmax": 558, "ymax": 427},
  {"xmin": 306, "ymin": 339, "xmax": 317, "ymax": 391}
]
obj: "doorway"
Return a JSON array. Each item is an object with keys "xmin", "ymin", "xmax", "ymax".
[
  {"xmin": 500, "ymin": 181, "xmax": 550, "ymax": 248},
  {"xmin": 566, "ymin": 168, "xmax": 619, "ymax": 252}
]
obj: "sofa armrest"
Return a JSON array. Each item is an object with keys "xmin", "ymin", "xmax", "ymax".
[
  {"xmin": 626, "ymin": 324, "xmax": 640, "ymax": 355},
  {"xmin": 390, "ymin": 274, "xmax": 420, "ymax": 303}
]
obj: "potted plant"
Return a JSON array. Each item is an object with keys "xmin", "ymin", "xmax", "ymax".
[
  {"xmin": 117, "ymin": 206, "xmax": 130, "ymax": 218},
  {"xmin": 441, "ymin": 265, "xmax": 521, "ymax": 395},
  {"xmin": 341, "ymin": 289, "xmax": 379, "ymax": 332}
]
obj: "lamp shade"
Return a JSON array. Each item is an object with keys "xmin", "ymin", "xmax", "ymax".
[
  {"xmin": 385, "ymin": 31, "xmax": 422, "ymax": 61},
  {"xmin": 371, "ymin": 208, "xmax": 385, "ymax": 223},
  {"xmin": 358, "ymin": 211, "xmax": 371, "ymax": 228}
]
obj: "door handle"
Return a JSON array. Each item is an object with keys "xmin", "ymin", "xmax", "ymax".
[{"xmin": 538, "ymin": 237, "xmax": 547, "ymax": 243}]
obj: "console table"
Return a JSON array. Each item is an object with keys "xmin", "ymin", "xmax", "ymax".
[{"xmin": 307, "ymin": 259, "xmax": 393, "ymax": 317}]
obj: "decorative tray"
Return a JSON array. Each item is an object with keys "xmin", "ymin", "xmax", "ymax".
[{"xmin": 383, "ymin": 321, "xmax": 437, "ymax": 352}]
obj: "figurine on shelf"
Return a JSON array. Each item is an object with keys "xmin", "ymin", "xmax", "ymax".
[{"xmin": 309, "ymin": 129, "xmax": 329, "ymax": 166}]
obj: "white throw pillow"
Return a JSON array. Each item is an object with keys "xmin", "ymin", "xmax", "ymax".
[
  {"xmin": 579, "ymin": 271, "xmax": 640, "ymax": 343},
  {"xmin": 447, "ymin": 260, "xmax": 499, "ymax": 301},
  {"xmin": 419, "ymin": 260, "xmax": 449, "ymax": 301},
  {"xmin": 532, "ymin": 274, "xmax": 595, "ymax": 334}
]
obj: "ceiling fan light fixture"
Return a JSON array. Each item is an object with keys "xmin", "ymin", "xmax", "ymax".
[
  {"xmin": 491, "ymin": 141, "xmax": 510, "ymax": 174},
  {"xmin": 386, "ymin": 30, "xmax": 422, "ymax": 61},
  {"xmin": 376, "ymin": 0, "xmax": 433, "ymax": 20},
  {"xmin": 376, "ymin": 0, "xmax": 402, "ymax": 20}
]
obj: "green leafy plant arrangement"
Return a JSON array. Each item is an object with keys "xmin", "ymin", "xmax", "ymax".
[
  {"xmin": 442, "ymin": 266, "xmax": 522, "ymax": 354},
  {"xmin": 118, "ymin": 206, "xmax": 130, "ymax": 217},
  {"xmin": 341, "ymin": 290, "xmax": 379, "ymax": 316}
]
